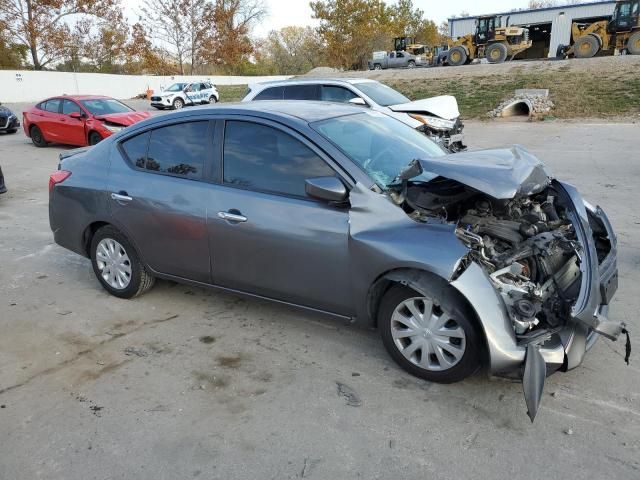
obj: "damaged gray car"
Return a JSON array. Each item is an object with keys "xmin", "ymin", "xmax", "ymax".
[{"xmin": 49, "ymin": 102, "xmax": 629, "ymax": 420}]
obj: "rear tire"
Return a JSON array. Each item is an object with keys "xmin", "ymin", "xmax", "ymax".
[
  {"xmin": 379, "ymin": 282, "xmax": 482, "ymax": 384},
  {"xmin": 90, "ymin": 225, "xmax": 155, "ymax": 299},
  {"xmin": 574, "ymin": 35, "xmax": 599, "ymax": 58},
  {"xmin": 627, "ymin": 31, "xmax": 640, "ymax": 55},
  {"xmin": 447, "ymin": 46, "xmax": 468, "ymax": 67},
  {"xmin": 486, "ymin": 42, "xmax": 508, "ymax": 63},
  {"xmin": 30, "ymin": 125, "xmax": 47, "ymax": 147},
  {"xmin": 88, "ymin": 131, "xmax": 103, "ymax": 146}
]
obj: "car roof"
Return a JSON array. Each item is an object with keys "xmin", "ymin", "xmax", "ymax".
[
  {"xmin": 249, "ymin": 77, "xmax": 377, "ymax": 89},
  {"xmin": 206, "ymin": 101, "xmax": 363, "ymax": 123},
  {"xmin": 43, "ymin": 95, "xmax": 113, "ymax": 101}
]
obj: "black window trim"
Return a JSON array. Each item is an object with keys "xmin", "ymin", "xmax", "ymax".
[
  {"xmin": 219, "ymin": 116, "xmax": 351, "ymax": 202},
  {"xmin": 117, "ymin": 118, "xmax": 217, "ymax": 183}
]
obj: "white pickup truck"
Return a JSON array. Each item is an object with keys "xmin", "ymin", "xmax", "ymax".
[{"xmin": 368, "ymin": 51, "xmax": 424, "ymax": 70}]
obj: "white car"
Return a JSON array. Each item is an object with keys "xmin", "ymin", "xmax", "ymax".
[
  {"xmin": 150, "ymin": 81, "xmax": 219, "ymax": 110},
  {"xmin": 242, "ymin": 78, "xmax": 466, "ymax": 152}
]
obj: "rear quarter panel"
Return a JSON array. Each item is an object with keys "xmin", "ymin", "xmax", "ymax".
[{"xmin": 49, "ymin": 142, "xmax": 113, "ymax": 256}]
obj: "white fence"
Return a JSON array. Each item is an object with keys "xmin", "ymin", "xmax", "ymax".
[{"xmin": 0, "ymin": 70, "xmax": 293, "ymax": 103}]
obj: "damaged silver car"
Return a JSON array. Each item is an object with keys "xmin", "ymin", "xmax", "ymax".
[{"xmin": 49, "ymin": 102, "xmax": 628, "ymax": 420}]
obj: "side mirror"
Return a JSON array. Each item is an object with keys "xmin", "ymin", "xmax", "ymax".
[
  {"xmin": 305, "ymin": 177, "xmax": 348, "ymax": 203},
  {"xmin": 348, "ymin": 97, "xmax": 367, "ymax": 107},
  {"xmin": 69, "ymin": 111, "xmax": 83, "ymax": 119}
]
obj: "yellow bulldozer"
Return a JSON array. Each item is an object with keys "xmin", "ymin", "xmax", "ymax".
[
  {"xmin": 393, "ymin": 37, "xmax": 435, "ymax": 63},
  {"xmin": 446, "ymin": 15, "xmax": 532, "ymax": 66},
  {"xmin": 557, "ymin": 0, "xmax": 640, "ymax": 58}
]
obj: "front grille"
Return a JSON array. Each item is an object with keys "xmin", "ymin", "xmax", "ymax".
[{"xmin": 150, "ymin": 96, "xmax": 161, "ymax": 101}]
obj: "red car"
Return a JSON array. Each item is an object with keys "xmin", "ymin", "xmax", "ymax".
[{"xmin": 23, "ymin": 95, "xmax": 150, "ymax": 147}]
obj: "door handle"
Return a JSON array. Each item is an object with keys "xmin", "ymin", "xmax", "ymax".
[
  {"xmin": 111, "ymin": 192, "xmax": 133, "ymax": 203},
  {"xmin": 217, "ymin": 211, "xmax": 247, "ymax": 223}
]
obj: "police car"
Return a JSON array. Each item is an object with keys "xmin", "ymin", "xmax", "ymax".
[{"xmin": 150, "ymin": 81, "xmax": 219, "ymax": 110}]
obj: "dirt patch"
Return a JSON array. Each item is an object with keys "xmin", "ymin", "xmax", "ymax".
[
  {"xmin": 199, "ymin": 335, "xmax": 216, "ymax": 344},
  {"xmin": 216, "ymin": 354, "xmax": 245, "ymax": 369}
]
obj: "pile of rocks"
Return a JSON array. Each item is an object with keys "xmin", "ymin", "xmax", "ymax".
[{"xmin": 488, "ymin": 89, "xmax": 555, "ymax": 119}]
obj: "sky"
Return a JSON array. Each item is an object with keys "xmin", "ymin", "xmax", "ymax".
[
  {"xmin": 251, "ymin": 0, "xmax": 534, "ymax": 37},
  {"xmin": 124, "ymin": 1, "xmax": 534, "ymax": 38}
]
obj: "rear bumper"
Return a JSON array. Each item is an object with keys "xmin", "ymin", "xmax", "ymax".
[{"xmin": 451, "ymin": 180, "xmax": 621, "ymax": 376}]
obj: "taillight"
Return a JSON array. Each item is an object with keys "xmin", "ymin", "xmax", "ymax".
[{"xmin": 49, "ymin": 170, "xmax": 71, "ymax": 194}]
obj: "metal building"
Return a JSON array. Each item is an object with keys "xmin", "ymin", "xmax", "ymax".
[{"xmin": 448, "ymin": 1, "xmax": 617, "ymax": 58}]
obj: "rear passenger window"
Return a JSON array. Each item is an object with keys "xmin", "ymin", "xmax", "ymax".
[
  {"xmin": 283, "ymin": 85, "xmax": 319, "ymax": 100},
  {"xmin": 223, "ymin": 121, "xmax": 335, "ymax": 197},
  {"xmin": 44, "ymin": 99, "xmax": 61, "ymax": 113},
  {"xmin": 121, "ymin": 132, "xmax": 150, "ymax": 168},
  {"xmin": 321, "ymin": 86, "xmax": 359, "ymax": 103},
  {"xmin": 121, "ymin": 122, "xmax": 208, "ymax": 179},
  {"xmin": 254, "ymin": 86, "xmax": 284, "ymax": 100}
]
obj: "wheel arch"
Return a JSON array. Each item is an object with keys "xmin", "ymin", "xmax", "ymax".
[
  {"xmin": 367, "ymin": 267, "xmax": 490, "ymax": 365},
  {"xmin": 82, "ymin": 220, "xmax": 111, "ymax": 257}
]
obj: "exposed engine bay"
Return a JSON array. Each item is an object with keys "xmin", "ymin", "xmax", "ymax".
[{"xmin": 389, "ymin": 163, "xmax": 605, "ymax": 341}]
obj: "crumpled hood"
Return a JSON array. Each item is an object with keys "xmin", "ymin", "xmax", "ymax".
[
  {"xmin": 94, "ymin": 111, "xmax": 150, "ymax": 126},
  {"xmin": 418, "ymin": 145, "xmax": 551, "ymax": 199},
  {"xmin": 388, "ymin": 95, "xmax": 460, "ymax": 120}
]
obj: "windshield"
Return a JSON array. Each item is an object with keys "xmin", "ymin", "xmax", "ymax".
[
  {"xmin": 80, "ymin": 99, "xmax": 134, "ymax": 115},
  {"xmin": 355, "ymin": 82, "xmax": 410, "ymax": 107},
  {"xmin": 311, "ymin": 111, "xmax": 446, "ymax": 188},
  {"xmin": 165, "ymin": 83, "xmax": 186, "ymax": 92}
]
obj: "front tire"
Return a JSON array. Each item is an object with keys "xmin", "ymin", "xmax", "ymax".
[
  {"xmin": 172, "ymin": 98, "xmax": 184, "ymax": 110},
  {"xmin": 379, "ymin": 283, "xmax": 482, "ymax": 383},
  {"xmin": 88, "ymin": 131, "xmax": 103, "ymax": 146},
  {"xmin": 30, "ymin": 125, "xmax": 48, "ymax": 147},
  {"xmin": 407, "ymin": 60, "xmax": 416, "ymax": 68},
  {"xmin": 209, "ymin": 95, "xmax": 218, "ymax": 103},
  {"xmin": 574, "ymin": 35, "xmax": 599, "ymax": 58},
  {"xmin": 90, "ymin": 225, "xmax": 155, "ymax": 299},
  {"xmin": 374, "ymin": 63, "xmax": 382, "ymax": 70},
  {"xmin": 447, "ymin": 46, "xmax": 468, "ymax": 67}
]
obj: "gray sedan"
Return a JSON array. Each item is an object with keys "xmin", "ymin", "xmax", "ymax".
[{"xmin": 49, "ymin": 102, "xmax": 626, "ymax": 420}]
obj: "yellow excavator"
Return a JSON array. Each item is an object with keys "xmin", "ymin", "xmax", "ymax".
[
  {"xmin": 446, "ymin": 15, "xmax": 532, "ymax": 66},
  {"xmin": 557, "ymin": 0, "xmax": 640, "ymax": 58}
]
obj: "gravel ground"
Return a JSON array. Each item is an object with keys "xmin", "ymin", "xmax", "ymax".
[
  {"xmin": 0, "ymin": 118, "xmax": 639, "ymax": 480},
  {"xmin": 315, "ymin": 54, "xmax": 640, "ymax": 80}
]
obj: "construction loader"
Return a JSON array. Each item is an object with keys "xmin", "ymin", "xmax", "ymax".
[
  {"xmin": 446, "ymin": 15, "xmax": 532, "ymax": 66},
  {"xmin": 557, "ymin": 0, "xmax": 640, "ymax": 58}
]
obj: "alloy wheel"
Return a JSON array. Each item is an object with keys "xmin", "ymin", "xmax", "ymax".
[
  {"xmin": 95, "ymin": 238, "xmax": 132, "ymax": 290},
  {"xmin": 390, "ymin": 296, "xmax": 466, "ymax": 371}
]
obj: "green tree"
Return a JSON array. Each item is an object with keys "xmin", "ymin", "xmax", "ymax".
[
  {"xmin": 261, "ymin": 26, "xmax": 323, "ymax": 74},
  {"xmin": 310, "ymin": 0, "xmax": 392, "ymax": 70},
  {"xmin": 0, "ymin": 0, "xmax": 122, "ymax": 70},
  {"xmin": 0, "ymin": 27, "xmax": 28, "ymax": 68}
]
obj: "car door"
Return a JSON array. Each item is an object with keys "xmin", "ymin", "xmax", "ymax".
[
  {"xmin": 185, "ymin": 83, "xmax": 200, "ymax": 104},
  {"xmin": 108, "ymin": 120, "xmax": 214, "ymax": 283},
  {"xmin": 208, "ymin": 118, "xmax": 352, "ymax": 315},
  {"xmin": 59, "ymin": 99, "xmax": 87, "ymax": 146},
  {"xmin": 39, "ymin": 98, "xmax": 64, "ymax": 141}
]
